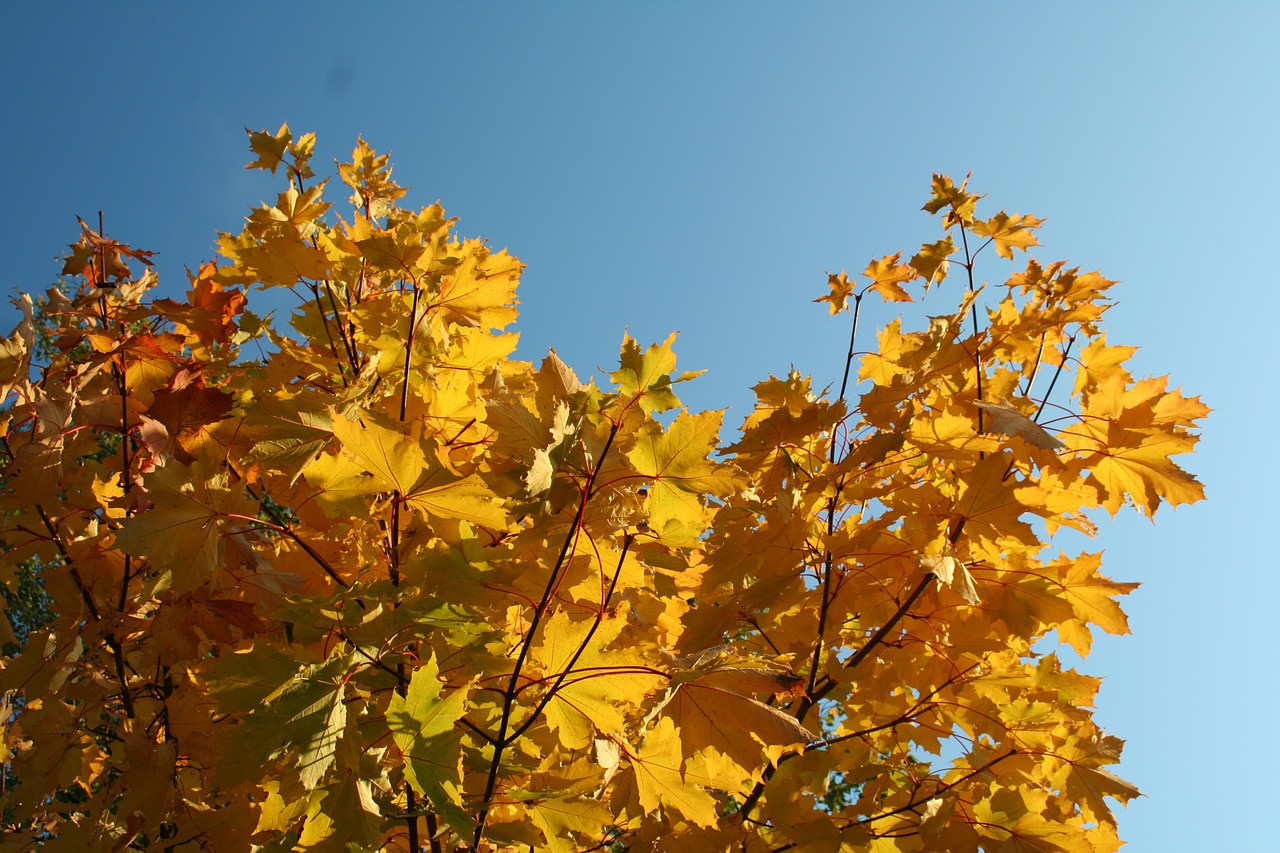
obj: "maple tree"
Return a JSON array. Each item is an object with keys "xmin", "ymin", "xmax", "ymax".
[{"xmin": 0, "ymin": 125, "xmax": 1205, "ymax": 852}]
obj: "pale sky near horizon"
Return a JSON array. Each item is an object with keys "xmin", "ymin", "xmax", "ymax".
[{"xmin": 3, "ymin": 4, "xmax": 1276, "ymax": 849}]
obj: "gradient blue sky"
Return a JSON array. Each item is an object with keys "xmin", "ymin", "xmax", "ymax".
[{"xmin": 3, "ymin": 4, "xmax": 1274, "ymax": 849}]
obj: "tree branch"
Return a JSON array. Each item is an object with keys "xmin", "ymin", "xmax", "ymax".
[{"xmin": 471, "ymin": 421, "xmax": 620, "ymax": 849}]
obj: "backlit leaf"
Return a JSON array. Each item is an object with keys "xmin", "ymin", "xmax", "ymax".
[
  {"xmin": 387, "ymin": 655, "xmax": 473, "ymax": 834},
  {"xmin": 628, "ymin": 716, "xmax": 718, "ymax": 827}
]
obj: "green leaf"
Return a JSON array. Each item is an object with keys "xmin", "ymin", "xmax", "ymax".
[
  {"xmin": 387, "ymin": 655, "xmax": 474, "ymax": 835},
  {"xmin": 216, "ymin": 649, "xmax": 353, "ymax": 791}
]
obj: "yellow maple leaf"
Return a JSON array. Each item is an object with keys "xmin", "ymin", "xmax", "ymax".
[
  {"xmin": 353, "ymin": 223, "xmax": 428, "ymax": 275},
  {"xmin": 815, "ymin": 271, "xmax": 855, "ymax": 315},
  {"xmin": 922, "ymin": 543, "xmax": 981, "ymax": 605},
  {"xmin": 972, "ymin": 211, "xmax": 1044, "ymax": 259},
  {"xmin": 1053, "ymin": 733, "xmax": 1139, "ymax": 826},
  {"xmin": 434, "ymin": 241, "xmax": 522, "ymax": 332},
  {"xmin": 972, "ymin": 787, "xmax": 1092, "ymax": 852},
  {"xmin": 949, "ymin": 452, "xmax": 1045, "ymax": 558},
  {"xmin": 339, "ymin": 137, "xmax": 409, "ymax": 212},
  {"xmin": 224, "ymin": 230, "xmax": 333, "ymax": 287},
  {"xmin": 387, "ymin": 655, "xmax": 473, "ymax": 834},
  {"xmin": 1052, "ymin": 553, "xmax": 1138, "ymax": 657},
  {"xmin": 653, "ymin": 675, "xmax": 814, "ymax": 786},
  {"xmin": 318, "ymin": 410, "xmax": 510, "ymax": 529},
  {"xmin": 1072, "ymin": 334, "xmax": 1137, "ymax": 397},
  {"xmin": 0, "ymin": 294, "xmax": 33, "ymax": 405},
  {"xmin": 1067, "ymin": 419, "xmax": 1203, "ymax": 517},
  {"xmin": 525, "ymin": 793, "xmax": 615, "ymax": 853},
  {"xmin": 244, "ymin": 123, "xmax": 293, "ymax": 173},
  {"xmin": 910, "ymin": 236, "xmax": 956, "ymax": 288},
  {"xmin": 862, "ymin": 253, "xmax": 916, "ymax": 303},
  {"xmin": 609, "ymin": 332, "xmax": 702, "ymax": 414},
  {"xmin": 532, "ymin": 608, "xmax": 662, "ymax": 749},
  {"xmin": 627, "ymin": 716, "xmax": 718, "ymax": 827},
  {"xmin": 858, "ymin": 318, "xmax": 910, "ymax": 386},
  {"xmin": 922, "ymin": 172, "xmax": 980, "ymax": 227},
  {"xmin": 113, "ymin": 465, "xmax": 252, "ymax": 593},
  {"xmin": 626, "ymin": 410, "xmax": 743, "ymax": 545}
]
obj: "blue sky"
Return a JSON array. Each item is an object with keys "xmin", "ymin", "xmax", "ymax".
[{"xmin": 3, "ymin": 3, "xmax": 1275, "ymax": 848}]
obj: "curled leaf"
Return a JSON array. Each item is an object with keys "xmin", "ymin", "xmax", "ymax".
[
  {"xmin": 922, "ymin": 545, "xmax": 981, "ymax": 605},
  {"xmin": 975, "ymin": 399, "xmax": 1066, "ymax": 450}
]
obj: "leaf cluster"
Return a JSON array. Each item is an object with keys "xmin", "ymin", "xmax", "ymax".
[{"xmin": 0, "ymin": 137, "xmax": 1204, "ymax": 852}]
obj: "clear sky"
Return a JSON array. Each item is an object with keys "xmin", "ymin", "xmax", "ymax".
[{"xmin": 3, "ymin": 3, "xmax": 1275, "ymax": 848}]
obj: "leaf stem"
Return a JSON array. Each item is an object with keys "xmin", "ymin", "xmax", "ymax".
[
  {"xmin": 849, "ymin": 749, "xmax": 1017, "ymax": 828},
  {"xmin": 838, "ymin": 571, "xmax": 935, "ymax": 679},
  {"xmin": 349, "ymin": 642, "xmax": 403, "ymax": 682},
  {"xmin": 1002, "ymin": 335, "xmax": 1076, "ymax": 484},
  {"xmin": 764, "ymin": 750, "xmax": 1018, "ymax": 852},
  {"xmin": 805, "ymin": 502, "xmax": 840, "ymax": 702},
  {"xmin": 1020, "ymin": 332, "xmax": 1048, "ymax": 398}
]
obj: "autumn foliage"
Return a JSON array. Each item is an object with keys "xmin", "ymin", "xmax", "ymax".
[{"xmin": 0, "ymin": 125, "xmax": 1205, "ymax": 851}]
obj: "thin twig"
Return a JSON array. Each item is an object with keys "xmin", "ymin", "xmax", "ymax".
[
  {"xmin": 310, "ymin": 283, "xmax": 350, "ymax": 386},
  {"xmin": 833, "ymin": 292, "xmax": 865, "ymax": 425},
  {"xmin": 959, "ymin": 226, "xmax": 985, "ymax": 441},
  {"xmin": 471, "ymin": 422, "xmax": 620, "ymax": 848},
  {"xmin": 506, "ymin": 534, "xmax": 635, "ymax": 744},
  {"xmin": 252, "ymin": 489, "xmax": 350, "ymax": 589},
  {"xmin": 400, "ymin": 288, "xmax": 423, "ymax": 422}
]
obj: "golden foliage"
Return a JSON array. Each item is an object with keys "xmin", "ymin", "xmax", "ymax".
[{"xmin": 0, "ymin": 129, "xmax": 1204, "ymax": 852}]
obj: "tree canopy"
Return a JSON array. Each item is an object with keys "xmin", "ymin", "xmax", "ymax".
[{"xmin": 0, "ymin": 125, "xmax": 1205, "ymax": 852}]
